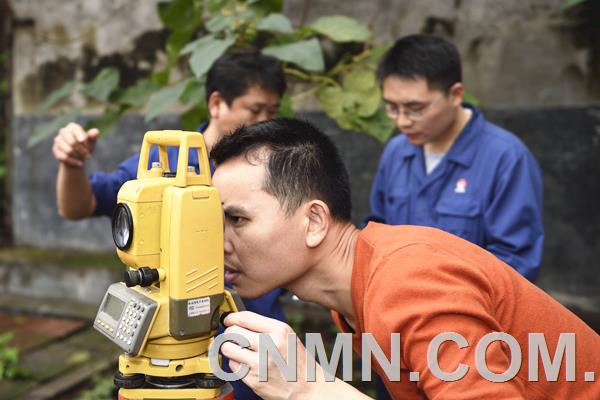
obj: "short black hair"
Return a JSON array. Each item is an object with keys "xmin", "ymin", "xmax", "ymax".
[
  {"xmin": 377, "ymin": 34, "xmax": 462, "ymax": 91},
  {"xmin": 211, "ymin": 118, "xmax": 352, "ymax": 222},
  {"xmin": 205, "ymin": 51, "xmax": 286, "ymax": 104}
]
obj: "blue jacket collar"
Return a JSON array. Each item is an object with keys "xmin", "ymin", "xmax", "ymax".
[
  {"xmin": 399, "ymin": 105, "xmax": 483, "ymax": 168},
  {"xmin": 445, "ymin": 105, "xmax": 483, "ymax": 167},
  {"xmin": 197, "ymin": 121, "xmax": 209, "ymax": 133}
]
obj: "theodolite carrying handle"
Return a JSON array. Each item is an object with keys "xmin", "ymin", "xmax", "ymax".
[
  {"xmin": 223, "ymin": 288, "xmax": 246, "ymax": 313},
  {"xmin": 136, "ymin": 130, "xmax": 212, "ymax": 187},
  {"xmin": 220, "ymin": 288, "xmax": 246, "ymax": 327}
]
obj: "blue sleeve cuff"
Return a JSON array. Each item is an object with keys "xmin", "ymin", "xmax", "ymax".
[{"xmin": 90, "ymin": 154, "xmax": 140, "ymax": 217}]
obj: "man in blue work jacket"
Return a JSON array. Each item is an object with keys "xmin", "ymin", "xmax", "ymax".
[
  {"xmin": 52, "ymin": 51, "xmax": 287, "ymax": 399},
  {"xmin": 368, "ymin": 34, "xmax": 543, "ymax": 282},
  {"xmin": 368, "ymin": 33, "xmax": 544, "ymax": 400}
]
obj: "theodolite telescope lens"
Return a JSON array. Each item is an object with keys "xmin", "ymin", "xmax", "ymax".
[{"xmin": 112, "ymin": 203, "xmax": 133, "ymax": 249}]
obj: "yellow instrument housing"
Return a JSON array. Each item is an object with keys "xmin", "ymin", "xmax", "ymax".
[{"xmin": 110, "ymin": 130, "xmax": 241, "ymax": 385}]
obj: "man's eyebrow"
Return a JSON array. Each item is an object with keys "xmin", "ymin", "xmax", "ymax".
[
  {"xmin": 247, "ymin": 101, "xmax": 279, "ymax": 108},
  {"xmin": 222, "ymin": 205, "xmax": 249, "ymax": 216},
  {"xmin": 403, "ymin": 100, "xmax": 427, "ymax": 107},
  {"xmin": 383, "ymin": 98, "xmax": 426, "ymax": 107}
]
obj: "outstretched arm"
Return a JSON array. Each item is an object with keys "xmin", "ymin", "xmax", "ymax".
[{"xmin": 52, "ymin": 123, "xmax": 99, "ymax": 220}]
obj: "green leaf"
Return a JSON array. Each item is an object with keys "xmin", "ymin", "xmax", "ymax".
[
  {"xmin": 166, "ymin": 29, "xmax": 196, "ymax": 63},
  {"xmin": 180, "ymin": 103, "xmax": 208, "ymax": 131},
  {"xmin": 206, "ymin": 14, "xmax": 233, "ymax": 33},
  {"xmin": 3, "ymin": 348, "xmax": 18, "ymax": 363},
  {"xmin": 82, "ymin": 68, "xmax": 120, "ymax": 102},
  {"xmin": 28, "ymin": 109, "xmax": 81, "ymax": 148},
  {"xmin": 145, "ymin": 79, "xmax": 192, "ymax": 122},
  {"xmin": 263, "ymin": 38, "xmax": 325, "ymax": 72},
  {"xmin": 363, "ymin": 44, "xmax": 392, "ymax": 67},
  {"xmin": 188, "ymin": 36, "xmax": 235, "ymax": 78},
  {"xmin": 237, "ymin": 9, "xmax": 258, "ymax": 23},
  {"xmin": 181, "ymin": 35, "xmax": 212, "ymax": 55},
  {"xmin": 343, "ymin": 88, "xmax": 381, "ymax": 118},
  {"xmin": 343, "ymin": 68, "xmax": 377, "ymax": 92},
  {"xmin": 318, "ymin": 83, "xmax": 393, "ymax": 141},
  {"xmin": 34, "ymin": 81, "xmax": 75, "ymax": 115},
  {"xmin": 350, "ymin": 107, "xmax": 396, "ymax": 143},
  {"xmin": 157, "ymin": 0, "xmax": 203, "ymax": 32},
  {"xmin": 151, "ymin": 69, "xmax": 171, "ymax": 86},
  {"xmin": 0, "ymin": 332, "xmax": 13, "ymax": 345},
  {"xmin": 277, "ymin": 94, "xmax": 294, "ymax": 118},
  {"xmin": 249, "ymin": 0, "xmax": 284, "ymax": 14},
  {"xmin": 342, "ymin": 69, "xmax": 381, "ymax": 117},
  {"xmin": 256, "ymin": 13, "xmax": 293, "ymax": 33},
  {"xmin": 118, "ymin": 80, "xmax": 161, "ymax": 108},
  {"xmin": 562, "ymin": 0, "xmax": 587, "ymax": 10},
  {"xmin": 207, "ymin": 0, "xmax": 227, "ymax": 14},
  {"xmin": 310, "ymin": 15, "xmax": 372, "ymax": 43},
  {"xmin": 85, "ymin": 107, "xmax": 124, "ymax": 135},
  {"xmin": 317, "ymin": 85, "xmax": 344, "ymax": 118},
  {"xmin": 180, "ymin": 79, "xmax": 205, "ymax": 104}
]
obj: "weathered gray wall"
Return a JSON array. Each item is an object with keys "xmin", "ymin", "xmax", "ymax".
[
  {"xmin": 9, "ymin": 0, "xmax": 164, "ymax": 116},
  {"xmin": 8, "ymin": 0, "xmax": 600, "ymax": 116},
  {"xmin": 5, "ymin": 0, "xmax": 600, "ymax": 311},
  {"xmin": 11, "ymin": 114, "xmax": 179, "ymax": 251},
  {"xmin": 285, "ymin": 0, "xmax": 600, "ymax": 108},
  {"xmin": 11, "ymin": 108, "xmax": 600, "ymax": 311}
]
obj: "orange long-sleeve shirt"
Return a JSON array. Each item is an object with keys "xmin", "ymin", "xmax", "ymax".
[{"xmin": 333, "ymin": 223, "xmax": 600, "ymax": 399}]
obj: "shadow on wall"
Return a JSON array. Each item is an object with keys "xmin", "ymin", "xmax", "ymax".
[
  {"xmin": 484, "ymin": 107, "xmax": 600, "ymax": 303},
  {"xmin": 0, "ymin": 0, "xmax": 13, "ymax": 246}
]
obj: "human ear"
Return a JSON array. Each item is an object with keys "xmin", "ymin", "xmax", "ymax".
[
  {"xmin": 448, "ymin": 82, "xmax": 465, "ymax": 106},
  {"xmin": 305, "ymin": 200, "xmax": 330, "ymax": 248},
  {"xmin": 208, "ymin": 91, "xmax": 224, "ymax": 120}
]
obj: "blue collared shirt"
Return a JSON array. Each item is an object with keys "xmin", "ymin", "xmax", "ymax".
[
  {"xmin": 368, "ymin": 106, "xmax": 544, "ymax": 281},
  {"xmin": 89, "ymin": 125, "xmax": 285, "ymax": 399}
]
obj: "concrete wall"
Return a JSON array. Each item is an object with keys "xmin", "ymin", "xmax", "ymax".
[
  {"xmin": 11, "ymin": 108, "xmax": 600, "ymax": 311},
  {"xmin": 285, "ymin": 0, "xmax": 600, "ymax": 108},
  {"xmin": 5, "ymin": 0, "xmax": 600, "ymax": 311},
  {"xmin": 9, "ymin": 0, "xmax": 164, "ymax": 116},
  {"xmin": 8, "ymin": 0, "xmax": 600, "ymax": 116}
]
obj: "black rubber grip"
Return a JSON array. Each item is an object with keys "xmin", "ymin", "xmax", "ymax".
[{"xmin": 220, "ymin": 311, "xmax": 233, "ymax": 326}]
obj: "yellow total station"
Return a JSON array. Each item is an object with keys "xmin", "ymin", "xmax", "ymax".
[{"xmin": 94, "ymin": 130, "xmax": 242, "ymax": 400}]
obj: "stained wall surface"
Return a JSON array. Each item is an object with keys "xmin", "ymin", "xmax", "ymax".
[{"xmin": 6, "ymin": 0, "xmax": 600, "ymax": 310}]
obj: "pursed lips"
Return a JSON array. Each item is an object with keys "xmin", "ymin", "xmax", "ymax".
[
  {"xmin": 404, "ymin": 132, "xmax": 421, "ymax": 141},
  {"xmin": 224, "ymin": 264, "xmax": 241, "ymax": 283},
  {"xmin": 224, "ymin": 262, "xmax": 237, "ymax": 271}
]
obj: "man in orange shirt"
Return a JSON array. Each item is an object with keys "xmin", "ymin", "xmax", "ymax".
[{"xmin": 211, "ymin": 118, "xmax": 600, "ymax": 399}]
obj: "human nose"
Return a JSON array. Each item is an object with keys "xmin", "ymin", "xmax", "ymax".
[
  {"xmin": 393, "ymin": 110, "xmax": 414, "ymax": 130},
  {"xmin": 224, "ymin": 239, "xmax": 233, "ymax": 254},
  {"xmin": 256, "ymin": 110, "xmax": 273, "ymax": 122},
  {"xmin": 223, "ymin": 228, "xmax": 234, "ymax": 254}
]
